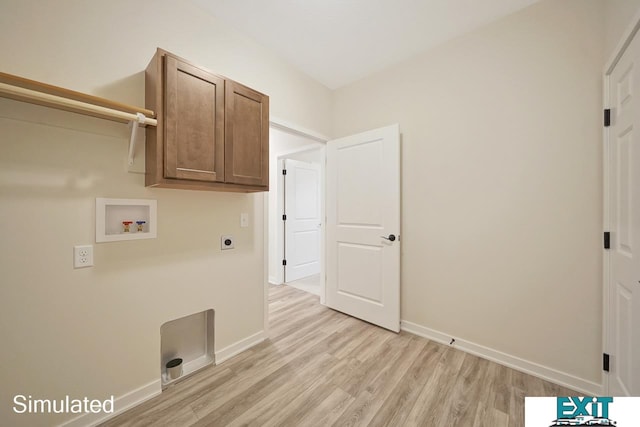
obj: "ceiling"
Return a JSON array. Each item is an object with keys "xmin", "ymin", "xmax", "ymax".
[{"xmin": 192, "ymin": 0, "xmax": 540, "ymax": 89}]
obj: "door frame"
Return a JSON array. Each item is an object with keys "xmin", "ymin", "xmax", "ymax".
[
  {"xmin": 602, "ymin": 10, "xmax": 640, "ymax": 395},
  {"xmin": 264, "ymin": 117, "xmax": 329, "ymax": 332}
]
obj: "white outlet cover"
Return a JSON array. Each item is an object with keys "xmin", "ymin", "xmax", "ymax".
[
  {"xmin": 74, "ymin": 245, "xmax": 94, "ymax": 268},
  {"xmin": 240, "ymin": 213, "xmax": 249, "ymax": 228}
]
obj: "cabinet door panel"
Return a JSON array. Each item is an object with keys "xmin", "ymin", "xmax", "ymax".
[
  {"xmin": 225, "ymin": 81, "xmax": 269, "ymax": 187},
  {"xmin": 164, "ymin": 55, "xmax": 224, "ymax": 182}
]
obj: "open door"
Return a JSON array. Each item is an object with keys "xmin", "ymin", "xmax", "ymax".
[
  {"xmin": 284, "ymin": 159, "xmax": 321, "ymax": 283},
  {"xmin": 326, "ymin": 124, "xmax": 400, "ymax": 332},
  {"xmin": 606, "ymin": 26, "xmax": 640, "ymax": 396}
]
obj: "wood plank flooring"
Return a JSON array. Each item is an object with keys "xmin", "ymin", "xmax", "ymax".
[{"xmin": 102, "ymin": 285, "xmax": 576, "ymax": 427}]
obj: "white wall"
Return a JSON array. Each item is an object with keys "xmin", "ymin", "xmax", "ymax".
[
  {"xmin": 0, "ymin": 1, "xmax": 331, "ymax": 426},
  {"xmin": 333, "ymin": 0, "xmax": 604, "ymax": 387}
]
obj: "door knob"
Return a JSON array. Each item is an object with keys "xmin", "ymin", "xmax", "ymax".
[{"xmin": 381, "ymin": 234, "xmax": 396, "ymax": 242}]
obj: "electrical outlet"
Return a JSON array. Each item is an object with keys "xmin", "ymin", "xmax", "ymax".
[
  {"xmin": 221, "ymin": 235, "xmax": 234, "ymax": 250},
  {"xmin": 74, "ymin": 245, "xmax": 94, "ymax": 268}
]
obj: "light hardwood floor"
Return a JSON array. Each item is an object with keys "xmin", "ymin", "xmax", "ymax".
[
  {"xmin": 286, "ymin": 274, "xmax": 321, "ymax": 296},
  {"xmin": 102, "ymin": 285, "xmax": 576, "ymax": 427}
]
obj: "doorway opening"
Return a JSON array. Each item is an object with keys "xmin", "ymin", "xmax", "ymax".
[
  {"xmin": 264, "ymin": 121, "xmax": 401, "ymax": 334},
  {"xmin": 267, "ymin": 123, "xmax": 327, "ymax": 303},
  {"xmin": 282, "ymin": 157, "xmax": 322, "ymax": 294}
]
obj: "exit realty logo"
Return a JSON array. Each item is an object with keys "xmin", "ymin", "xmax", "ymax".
[
  {"xmin": 550, "ymin": 397, "xmax": 615, "ymax": 426},
  {"xmin": 526, "ymin": 397, "xmax": 640, "ymax": 426}
]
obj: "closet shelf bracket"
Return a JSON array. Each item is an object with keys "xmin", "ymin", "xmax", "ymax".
[{"xmin": 128, "ymin": 112, "xmax": 147, "ymax": 166}]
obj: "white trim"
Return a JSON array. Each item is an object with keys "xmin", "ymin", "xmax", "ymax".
[
  {"xmin": 319, "ymin": 145, "xmax": 327, "ymax": 306},
  {"xmin": 215, "ymin": 330, "xmax": 266, "ymax": 364},
  {"xmin": 401, "ymin": 320, "xmax": 603, "ymax": 396},
  {"xmin": 58, "ymin": 379, "xmax": 161, "ymax": 427},
  {"xmin": 263, "ymin": 192, "xmax": 270, "ymax": 334},
  {"xmin": 601, "ymin": 8, "xmax": 640, "ymax": 396},
  {"xmin": 278, "ymin": 144, "xmax": 325, "ymax": 158},
  {"xmin": 604, "ymin": 7, "xmax": 640, "ymax": 74},
  {"xmin": 57, "ymin": 329, "xmax": 265, "ymax": 426},
  {"xmin": 269, "ymin": 116, "xmax": 330, "ymax": 143}
]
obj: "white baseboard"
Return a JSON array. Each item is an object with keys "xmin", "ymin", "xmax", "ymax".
[
  {"xmin": 59, "ymin": 379, "xmax": 161, "ymax": 427},
  {"xmin": 215, "ymin": 330, "xmax": 267, "ymax": 365},
  {"xmin": 58, "ymin": 330, "xmax": 266, "ymax": 427},
  {"xmin": 55, "ymin": 331, "xmax": 267, "ymax": 427},
  {"xmin": 400, "ymin": 320, "xmax": 603, "ymax": 396}
]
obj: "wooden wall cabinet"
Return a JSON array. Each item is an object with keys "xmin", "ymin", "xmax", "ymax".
[{"xmin": 145, "ymin": 48, "xmax": 269, "ymax": 192}]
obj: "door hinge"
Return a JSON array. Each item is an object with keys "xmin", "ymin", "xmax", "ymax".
[
  {"xmin": 282, "ymin": 169, "xmax": 287, "ymax": 175},
  {"xmin": 282, "ymin": 259, "xmax": 287, "ymax": 266},
  {"xmin": 603, "ymin": 353, "xmax": 610, "ymax": 372},
  {"xmin": 604, "ymin": 231, "xmax": 610, "ymax": 250},
  {"xmin": 604, "ymin": 109, "xmax": 611, "ymax": 127},
  {"xmin": 282, "ymin": 214, "xmax": 287, "ymax": 221}
]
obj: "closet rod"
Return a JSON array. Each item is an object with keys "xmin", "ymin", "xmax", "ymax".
[{"xmin": 0, "ymin": 82, "xmax": 157, "ymax": 126}]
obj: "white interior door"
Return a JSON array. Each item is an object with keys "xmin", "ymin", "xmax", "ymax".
[
  {"xmin": 326, "ymin": 124, "xmax": 400, "ymax": 332},
  {"xmin": 284, "ymin": 159, "xmax": 321, "ymax": 282},
  {"xmin": 607, "ymin": 28, "xmax": 640, "ymax": 396}
]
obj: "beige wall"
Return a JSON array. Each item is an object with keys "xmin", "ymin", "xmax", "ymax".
[
  {"xmin": 604, "ymin": 0, "xmax": 640, "ymax": 61},
  {"xmin": 333, "ymin": 0, "xmax": 604, "ymax": 385},
  {"xmin": 0, "ymin": 1, "xmax": 331, "ymax": 426}
]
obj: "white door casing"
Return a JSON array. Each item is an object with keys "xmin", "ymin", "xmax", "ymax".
[
  {"xmin": 284, "ymin": 159, "xmax": 321, "ymax": 282},
  {"xmin": 326, "ymin": 124, "xmax": 401, "ymax": 332},
  {"xmin": 606, "ymin": 27, "xmax": 640, "ymax": 396}
]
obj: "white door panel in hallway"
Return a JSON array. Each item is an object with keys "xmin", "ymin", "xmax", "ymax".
[
  {"xmin": 607, "ymin": 25, "xmax": 640, "ymax": 396},
  {"xmin": 326, "ymin": 124, "xmax": 401, "ymax": 332},
  {"xmin": 284, "ymin": 159, "xmax": 321, "ymax": 282}
]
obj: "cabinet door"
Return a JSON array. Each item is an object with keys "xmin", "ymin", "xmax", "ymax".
[
  {"xmin": 164, "ymin": 55, "xmax": 225, "ymax": 182},
  {"xmin": 225, "ymin": 81, "xmax": 269, "ymax": 187}
]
